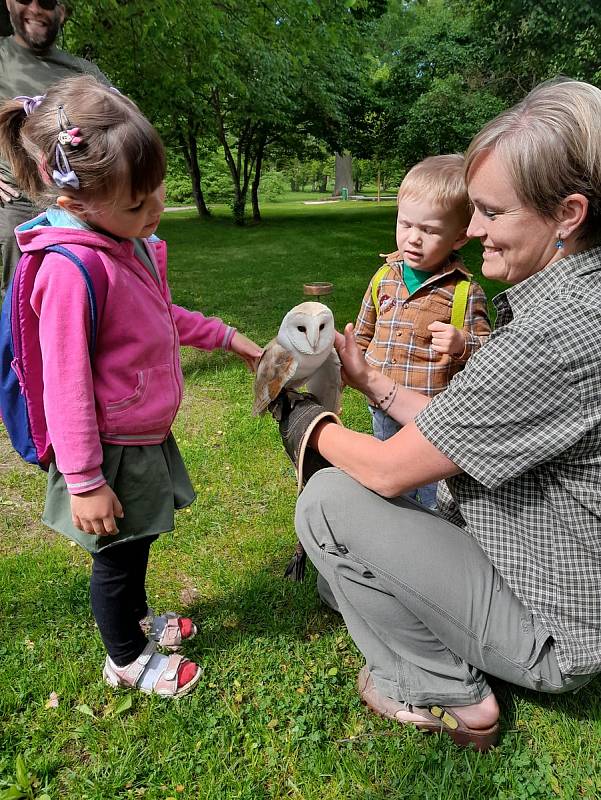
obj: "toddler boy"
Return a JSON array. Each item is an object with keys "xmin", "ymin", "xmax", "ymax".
[{"xmin": 354, "ymin": 154, "xmax": 491, "ymax": 508}]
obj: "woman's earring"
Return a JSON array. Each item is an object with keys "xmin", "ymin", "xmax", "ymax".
[{"xmin": 555, "ymin": 234, "xmax": 565, "ymax": 249}]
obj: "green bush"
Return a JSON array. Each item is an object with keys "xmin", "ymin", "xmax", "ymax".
[
  {"xmin": 164, "ymin": 173, "xmax": 195, "ymax": 205},
  {"xmin": 259, "ymin": 170, "xmax": 288, "ymax": 201}
]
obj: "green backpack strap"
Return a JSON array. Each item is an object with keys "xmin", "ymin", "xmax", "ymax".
[
  {"xmin": 450, "ymin": 277, "xmax": 471, "ymax": 330},
  {"xmin": 371, "ymin": 264, "xmax": 391, "ymax": 316}
]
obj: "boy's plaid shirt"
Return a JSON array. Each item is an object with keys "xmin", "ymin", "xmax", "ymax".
[{"xmin": 355, "ymin": 257, "xmax": 492, "ymax": 396}]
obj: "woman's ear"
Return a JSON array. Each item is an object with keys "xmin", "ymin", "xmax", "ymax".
[
  {"xmin": 558, "ymin": 194, "xmax": 589, "ymax": 240},
  {"xmin": 56, "ymin": 194, "xmax": 86, "ymax": 218}
]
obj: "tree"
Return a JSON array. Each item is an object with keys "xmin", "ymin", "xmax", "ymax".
[
  {"xmin": 64, "ymin": 0, "xmax": 219, "ymax": 219},
  {"xmin": 458, "ymin": 0, "xmax": 601, "ymax": 100},
  {"xmin": 65, "ymin": 0, "xmax": 368, "ymax": 225}
]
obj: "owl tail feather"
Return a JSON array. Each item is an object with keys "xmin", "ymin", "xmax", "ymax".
[{"xmin": 284, "ymin": 539, "xmax": 307, "ymax": 581}]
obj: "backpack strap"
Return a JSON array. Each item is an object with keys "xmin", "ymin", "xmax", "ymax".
[
  {"xmin": 371, "ymin": 264, "xmax": 391, "ymax": 316},
  {"xmin": 450, "ymin": 277, "xmax": 471, "ymax": 330},
  {"xmin": 44, "ymin": 244, "xmax": 101, "ymax": 356}
]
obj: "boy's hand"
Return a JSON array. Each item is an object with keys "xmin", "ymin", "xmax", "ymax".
[
  {"xmin": 428, "ymin": 321, "xmax": 466, "ymax": 357},
  {"xmin": 71, "ymin": 485, "xmax": 124, "ymax": 536},
  {"xmin": 230, "ymin": 331, "xmax": 263, "ymax": 372}
]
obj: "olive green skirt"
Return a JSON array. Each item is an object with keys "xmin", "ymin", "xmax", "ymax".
[{"xmin": 43, "ymin": 434, "xmax": 196, "ymax": 554}]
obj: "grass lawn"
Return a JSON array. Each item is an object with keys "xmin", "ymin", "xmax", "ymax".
[{"xmin": 1, "ymin": 201, "xmax": 600, "ymax": 799}]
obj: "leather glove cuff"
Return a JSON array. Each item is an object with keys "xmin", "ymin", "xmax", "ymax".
[{"xmin": 275, "ymin": 391, "xmax": 341, "ymax": 493}]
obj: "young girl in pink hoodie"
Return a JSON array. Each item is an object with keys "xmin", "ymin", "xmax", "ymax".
[{"xmin": 0, "ymin": 76, "xmax": 262, "ymax": 696}]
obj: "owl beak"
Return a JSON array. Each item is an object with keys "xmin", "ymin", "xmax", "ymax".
[{"xmin": 307, "ymin": 329, "xmax": 319, "ymax": 350}]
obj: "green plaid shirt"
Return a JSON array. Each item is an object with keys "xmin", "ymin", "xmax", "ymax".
[{"xmin": 416, "ymin": 247, "xmax": 601, "ymax": 675}]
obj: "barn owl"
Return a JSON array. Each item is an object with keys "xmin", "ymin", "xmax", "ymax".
[{"xmin": 253, "ymin": 302, "xmax": 341, "ymax": 416}]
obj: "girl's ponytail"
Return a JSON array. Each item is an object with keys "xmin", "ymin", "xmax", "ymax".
[{"xmin": 0, "ymin": 98, "xmax": 46, "ymax": 199}]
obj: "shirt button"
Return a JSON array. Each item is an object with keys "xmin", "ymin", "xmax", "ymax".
[
  {"xmin": 402, "ymin": 302, "xmax": 408, "ymax": 308},
  {"xmin": 391, "ymin": 358, "xmax": 397, "ymax": 364},
  {"xmin": 397, "ymin": 331, "xmax": 402, "ymax": 336}
]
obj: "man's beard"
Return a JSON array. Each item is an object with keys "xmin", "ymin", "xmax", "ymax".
[{"xmin": 10, "ymin": 11, "xmax": 61, "ymax": 52}]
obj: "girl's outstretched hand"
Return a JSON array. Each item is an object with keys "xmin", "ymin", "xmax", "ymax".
[
  {"xmin": 334, "ymin": 322, "xmax": 372, "ymax": 394},
  {"xmin": 71, "ymin": 484, "xmax": 124, "ymax": 536},
  {"xmin": 230, "ymin": 331, "xmax": 263, "ymax": 372}
]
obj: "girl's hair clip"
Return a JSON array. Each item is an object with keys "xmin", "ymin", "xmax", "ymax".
[{"xmin": 57, "ymin": 127, "xmax": 82, "ymax": 146}]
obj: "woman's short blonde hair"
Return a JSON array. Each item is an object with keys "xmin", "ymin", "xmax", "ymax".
[
  {"xmin": 398, "ymin": 154, "xmax": 471, "ymax": 227},
  {"xmin": 465, "ymin": 78, "xmax": 601, "ymax": 247}
]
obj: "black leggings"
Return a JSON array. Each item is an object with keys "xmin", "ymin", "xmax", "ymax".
[{"xmin": 90, "ymin": 535, "xmax": 158, "ymax": 666}]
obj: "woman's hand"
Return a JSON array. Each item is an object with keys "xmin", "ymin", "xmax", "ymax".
[
  {"xmin": 334, "ymin": 322, "xmax": 374, "ymax": 394},
  {"xmin": 428, "ymin": 321, "xmax": 466, "ymax": 357},
  {"xmin": 230, "ymin": 331, "xmax": 263, "ymax": 372},
  {"xmin": 71, "ymin": 484, "xmax": 124, "ymax": 536}
]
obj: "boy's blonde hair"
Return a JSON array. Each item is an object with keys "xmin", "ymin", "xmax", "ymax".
[
  {"xmin": 398, "ymin": 154, "xmax": 471, "ymax": 227},
  {"xmin": 465, "ymin": 78, "xmax": 601, "ymax": 247}
]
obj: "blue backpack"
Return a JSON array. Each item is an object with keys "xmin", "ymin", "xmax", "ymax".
[{"xmin": 0, "ymin": 244, "xmax": 105, "ymax": 469}]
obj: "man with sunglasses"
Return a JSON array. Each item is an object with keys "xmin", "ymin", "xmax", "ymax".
[{"xmin": 0, "ymin": 0, "xmax": 108, "ymax": 294}]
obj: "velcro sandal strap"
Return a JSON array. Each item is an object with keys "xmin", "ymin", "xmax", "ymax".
[
  {"xmin": 159, "ymin": 617, "xmax": 182, "ymax": 648},
  {"xmin": 162, "ymin": 653, "xmax": 182, "ymax": 682},
  {"xmin": 152, "ymin": 653, "xmax": 186, "ymax": 695},
  {"xmin": 123, "ymin": 641, "xmax": 156, "ymax": 686}
]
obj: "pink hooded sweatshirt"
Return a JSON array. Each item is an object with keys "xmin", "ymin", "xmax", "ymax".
[{"xmin": 16, "ymin": 221, "xmax": 235, "ymax": 495}]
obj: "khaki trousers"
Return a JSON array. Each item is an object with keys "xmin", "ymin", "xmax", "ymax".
[{"xmin": 296, "ymin": 468, "xmax": 592, "ymax": 707}]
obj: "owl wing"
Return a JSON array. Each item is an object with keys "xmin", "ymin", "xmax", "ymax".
[
  {"xmin": 252, "ymin": 338, "xmax": 299, "ymax": 416},
  {"xmin": 305, "ymin": 348, "xmax": 342, "ymax": 413}
]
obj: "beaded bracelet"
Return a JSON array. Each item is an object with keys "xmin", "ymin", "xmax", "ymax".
[{"xmin": 375, "ymin": 382, "xmax": 398, "ymax": 412}]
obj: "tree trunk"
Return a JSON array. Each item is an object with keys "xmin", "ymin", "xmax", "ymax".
[
  {"xmin": 232, "ymin": 194, "xmax": 246, "ymax": 226},
  {"xmin": 319, "ymin": 174, "xmax": 328, "ymax": 193},
  {"xmin": 180, "ymin": 130, "xmax": 211, "ymax": 218},
  {"xmin": 251, "ymin": 133, "xmax": 267, "ymax": 223},
  {"xmin": 334, "ymin": 152, "xmax": 352, "ymax": 197}
]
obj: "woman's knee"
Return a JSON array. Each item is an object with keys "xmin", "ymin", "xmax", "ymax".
[{"xmin": 297, "ymin": 467, "xmax": 359, "ymax": 516}]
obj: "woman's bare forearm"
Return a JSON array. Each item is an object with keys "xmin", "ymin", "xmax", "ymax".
[
  {"xmin": 361, "ymin": 370, "xmax": 431, "ymax": 426},
  {"xmin": 309, "ymin": 419, "xmax": 460, "ymax": 497}
]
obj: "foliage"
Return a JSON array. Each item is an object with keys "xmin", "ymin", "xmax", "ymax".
[
  {"xmin": 258, "ymin": 171, "xmax": 288, "ymax": 202},
  {"xmin": 63, "ymin": 0, "xmax": 371, "ymax": 224},
  {"xmin": 0, "ymin": 755, "xmax": 49, "ymax": 800},
  {"xmin": 460, "ymin": 0, "xmax": 601, "ymax": 101},
  {"xmin": 398, "ymin": 74, "xmax": 505, "ymax": 161}
]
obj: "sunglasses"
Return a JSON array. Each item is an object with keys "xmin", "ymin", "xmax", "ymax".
[{"xmin": 15, "ymin": 0, "xmax": 60, "ymax": 9}]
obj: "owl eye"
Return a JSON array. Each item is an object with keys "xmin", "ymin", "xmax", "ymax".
[{"xmin": 297, "ymin": 325, "xmax": 306, "ymax": 333}]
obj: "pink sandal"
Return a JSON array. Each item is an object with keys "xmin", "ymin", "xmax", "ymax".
[
  {"xmin": 103, "ymin": 641, "xmax": 202, "ymax": 697},
  {"xmin": 139, "ymin": 609, "xmax": 198, "ymax": 651}
]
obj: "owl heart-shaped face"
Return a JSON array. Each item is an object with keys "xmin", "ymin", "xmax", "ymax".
[{"xmin": 278, "ymin": 302, "xmax": 335, "ymax": 356}]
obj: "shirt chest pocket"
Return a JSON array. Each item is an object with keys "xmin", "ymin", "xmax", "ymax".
[{"xmin": 412, "ymin": 298, "xmax": 452, "ymax": 339}]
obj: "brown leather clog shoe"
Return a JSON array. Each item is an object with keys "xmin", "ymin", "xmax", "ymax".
[{"xmin": 357, "ymin": 665, "xmax": 499, "ymax": 752}]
